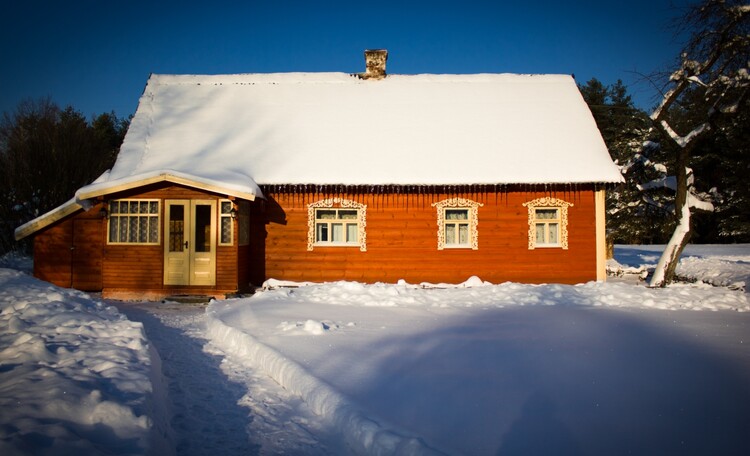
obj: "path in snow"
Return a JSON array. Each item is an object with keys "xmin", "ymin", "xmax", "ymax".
[
  {"xmin": 114, "ymin": 302, "xmax": 257, "ymax": 455},
  {"xmin": 114, "ymin": 301, "xmax": 335, "ymax": 456}
]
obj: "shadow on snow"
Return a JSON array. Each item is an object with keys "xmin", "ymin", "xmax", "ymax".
[{"xmin": 309, "ymin": 305, "xmax": 750, "ymax": 456}]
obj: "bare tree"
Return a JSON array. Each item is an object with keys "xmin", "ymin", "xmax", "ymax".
[{"xmin": 648, "ymin": 0, "xmax": 749, "ymax": 287}]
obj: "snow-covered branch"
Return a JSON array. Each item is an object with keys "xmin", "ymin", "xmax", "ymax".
[{"xmin": 659, "ymin": 120, "xmax": 711, "ymax": 148}]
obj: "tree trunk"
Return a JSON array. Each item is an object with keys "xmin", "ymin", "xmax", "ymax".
[{"xmin": 649, "ymin": 147, "xmax": 692, "ymax": 287}]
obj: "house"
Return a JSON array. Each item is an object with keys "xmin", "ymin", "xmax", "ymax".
[{"xmin": 15, "ymin": 50, "xmax": 623, "ymax": 300}]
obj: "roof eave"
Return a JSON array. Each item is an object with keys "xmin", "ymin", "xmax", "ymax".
[
  {"xmin": 76, "ymin": 172, "xmax": 260, "ymax": 202},
  {"xmin": 14, "ymin": 199, "xmax": 84, "ymax": 241}
]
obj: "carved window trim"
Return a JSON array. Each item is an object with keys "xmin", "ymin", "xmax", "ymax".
[
  {"xmin": 431, "ymin": 198, "xmax": 483, "ymax": 250},
  {"xmin": 307, "ymin": 198, "xmax": 367, "ymax": 251},
  {"xmin": 522, "ymin": 197, "xmax": 573, "ymax": 250}
]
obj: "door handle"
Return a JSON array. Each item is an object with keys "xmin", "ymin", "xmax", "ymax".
[{"xmin": 184, "ymin": 241, "xmax": 189, "ymax": 249}]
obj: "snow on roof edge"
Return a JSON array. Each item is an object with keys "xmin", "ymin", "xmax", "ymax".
[{"xmin": 76, "ymin": 170, "xmax": 262, "ymax": 201}]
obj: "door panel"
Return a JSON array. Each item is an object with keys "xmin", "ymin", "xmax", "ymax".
[
  {"xmin": 164, "ymin": 201, "xmax": 190, "ymax": 285},
  {"xmin": 190, "ymin": 201, "xmax": 216, "ymax": 286}
]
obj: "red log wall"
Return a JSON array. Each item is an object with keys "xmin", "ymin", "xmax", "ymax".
[{"xmin": 262, "ymin": 187, "xmax": 598, "ymax": 285}]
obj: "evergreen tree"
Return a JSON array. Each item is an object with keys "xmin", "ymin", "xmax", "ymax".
[
  {"xmin": 579, "ymin": 78, "xmax": 669, "ymax": 244},
  {"xmin": 0, "ymin": 99, "xmax": 129, "ymax": 253}
]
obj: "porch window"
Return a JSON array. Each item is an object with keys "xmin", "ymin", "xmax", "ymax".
[
  {"xmin": 307, "ymin": 198, "xmax": 367, "ymax": 251},
  {"xmin": 108, "ymin": 199, "xmax": 160, "ymax": 244},
  {"xmin": 219, "ymin": 199, "xmax": 234, "ymax": 245},
  {"xmin": 522, "ymin": 197, "xmax": 573, "ymax": 249}
]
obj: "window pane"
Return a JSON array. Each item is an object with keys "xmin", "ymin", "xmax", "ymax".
[
  {"xmin": 120, "ymin": 201, "xmax": 129, "ymax": 214},
  {"xmin": 109, "ymin": 217, "xmax": 119, "ymax": 242},
  {"xmin": 221, "ymin": 217, "xmax": 232, "ymax": 244},
  {"xmin": 332, "ymin": 223, "xmax": 343, "ymax": 242},
  {"xmin": 139, "ymin": 201, "xmax": 148, "ymax": 214},
  {"xmin": 446, "ymin": 209, "xmax": 468, "ymax": 220},
  {"xmin": 339, "ymin": 210, "xmax": 357, "ymax": 220},
  {"xmin": 445, "ymin": 224, "xmax": 456, "ymax": 244},
  {"xmin": 118, "ymin": 217, "xmax": 128, "ymax": 241},
  {"xmin": 316, "ymin": 223, "xmax": 328, "ymax": 242},
  {"xmin": 317, "ymin": 210, "xmax": 336, "ymax": 220},
  {"xmin": 130, "ymin": 201, "xmax": 139, "ymax": 214},
  {"xmin": 149, "ymin": 201, "xmax": 158, "ymax": 214},
  {"xmin": 346, "ymin": 223, "xmax": 357, "ymax": 243},
  {"xmin": 139, "ymin": 216, "xmax": 148, "ymax": 242},
  {"xmin": 149, "ymin": 217, "xmax": 159, "ymax": 243},
  {"xmin": 221, "ymin": 201, "xmax": 232, "ymax": 214},
  {"xmin": 128, "ymin": 217, "xmax": 138, "ymax": 242},
  {"xmin": 549, "ymin": 223, "xmax": 559, "ymax": 244},
  {"xmin": 458, "ymin": 224, "xmax": 469, "ymax": 244},
  {"xmin": 239, "ymin": 214, "xmax": 249, "ymax": 246},
  {"xmin": 535, "ymin": 223, "xmax": 545, "ymax": 244},
  {"xmin": 195, "ymin": 204, "xmax": 211, "ymax": 252},
  {"xmin": 536, "ymin": 209, "xmax": 558, "ymax": 220},
  {"xmin": 109, "ymin": 201, "xmax": 119, "ymax": 215}
]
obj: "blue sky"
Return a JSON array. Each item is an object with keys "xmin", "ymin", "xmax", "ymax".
[{"xmin": 1, "ymin": 0, "xmax": 692, "ymax": 119}]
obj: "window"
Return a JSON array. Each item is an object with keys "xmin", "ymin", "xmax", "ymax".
[
  {"xmin": 432, "ymin": 198, "xmax": 483, "ymax": 250},
  {"xmin": 522, "ymin": 197, "xmax": 573, "ymax": 249},
  {"xmin": 533, "ymin": 208, "xmax": 560, "ymax": 246},
  {"xmin": 108, "ymin": 199, "xmax": 160, "ymax": 244},
  {"xmin": 219, "ymin": 199, "xmax": 234, "ymax": 245},
  {"xmin": 315, "ymin": 209, "xmax": 359, "ymax": 245},
  {"xmin": 444, "ymin": 209, "xmax": 470, "ymax": 247},
  {"xmin": 307, "ymin": 198, "xmax": 367, "ymax": 251}
]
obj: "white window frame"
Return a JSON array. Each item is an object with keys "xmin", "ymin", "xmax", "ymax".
[
  {"xmin": 307, "ymin": 198, "xmax": 367, "ymax": 251},
  {"xmin": 219, "ymin": 199, "xmax": 234, "ymax": 246},
  {"xmin": 432, "ymin": 198, "xmax": 483, "ymax": 250},
  {"xmin": 107, "ymin": 199, "xmax": 160, "ymax": 245},
  {"xmin": 522, "ymin": 197, "xmax": 573, "ymax": 250}
]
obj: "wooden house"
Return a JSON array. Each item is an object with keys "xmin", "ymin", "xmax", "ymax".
[{"xmin": 15, "ymin": 50, "xmax": 623, "ymax": 299}]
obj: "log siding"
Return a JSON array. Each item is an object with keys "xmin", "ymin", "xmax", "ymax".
[{"xmin": 261, "ymin": 186, "xmax": 598, "ymax": 285}]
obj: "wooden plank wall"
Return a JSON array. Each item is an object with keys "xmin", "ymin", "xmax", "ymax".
[
  {"xmin": 34, "ymin": 220, "xmax": 73, "ymax": 288},
  {"xmin": 263, "ymin": 187, "xmax": 598, "ymax": 284},
  {"xmin": 33, "ymin": 182, "xmax": 246, "ymax": 297},
  {"xmin": 101, "ymin": 184, "xmax": 240, "ymax": 296}
]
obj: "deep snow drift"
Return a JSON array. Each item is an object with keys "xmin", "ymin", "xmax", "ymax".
[{"xmin": 0, "ymin": 268, "xmax": 171, "ymax": 455}]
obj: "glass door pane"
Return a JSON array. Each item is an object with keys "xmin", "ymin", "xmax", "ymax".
[
  {"xmin": 194, "ymin": 204, "xmax": 212, "ymax": 252},
  {"xmin": 169, "ymin": 204, "xmax": 185, "ymax": 252}
]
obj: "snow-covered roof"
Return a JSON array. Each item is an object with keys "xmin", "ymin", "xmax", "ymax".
[
  {"xmin": 107, "ymin": 72, "xmax": 622, "ymax": 189},
  {"xmin": 15, "ymin": 70, "xmax": 624, "ymax": 241}
]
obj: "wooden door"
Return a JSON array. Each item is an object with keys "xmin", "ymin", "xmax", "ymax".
[
  {"xmin": 163, "ymin": 200, "xmax": 216, "ymax": 286},
  {"xmin": 190, "ymin": 200, "xmax": 216, "ymax": 286}
]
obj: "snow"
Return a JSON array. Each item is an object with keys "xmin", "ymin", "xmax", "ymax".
[
  {"xmin": 204, "ymin": 245, "xmax": 750, "ymax": 455},
  {"xmin": 0, "ymin": 268, "xmax": 171, "ymax": 455},
  {"xmin": 3, "ymin": 245, "xmax": 750, "ymax": 454},
  {"xmin": 108, "ymin": 72, "xmax": 623, "ymax": 187}
]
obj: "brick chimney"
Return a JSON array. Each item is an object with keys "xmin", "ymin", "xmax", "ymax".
[{"xmin": 362, "ymin": 49, "xmax": 388, "ymax": 80}]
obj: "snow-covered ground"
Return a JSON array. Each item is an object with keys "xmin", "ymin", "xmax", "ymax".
[
  {"xmin": 2, "ymin": 244, "xmax": 750, "ymax": 455},
  {"xmin": 0, "ymin": 268, "xmax": 171, "ymax": 455}
]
